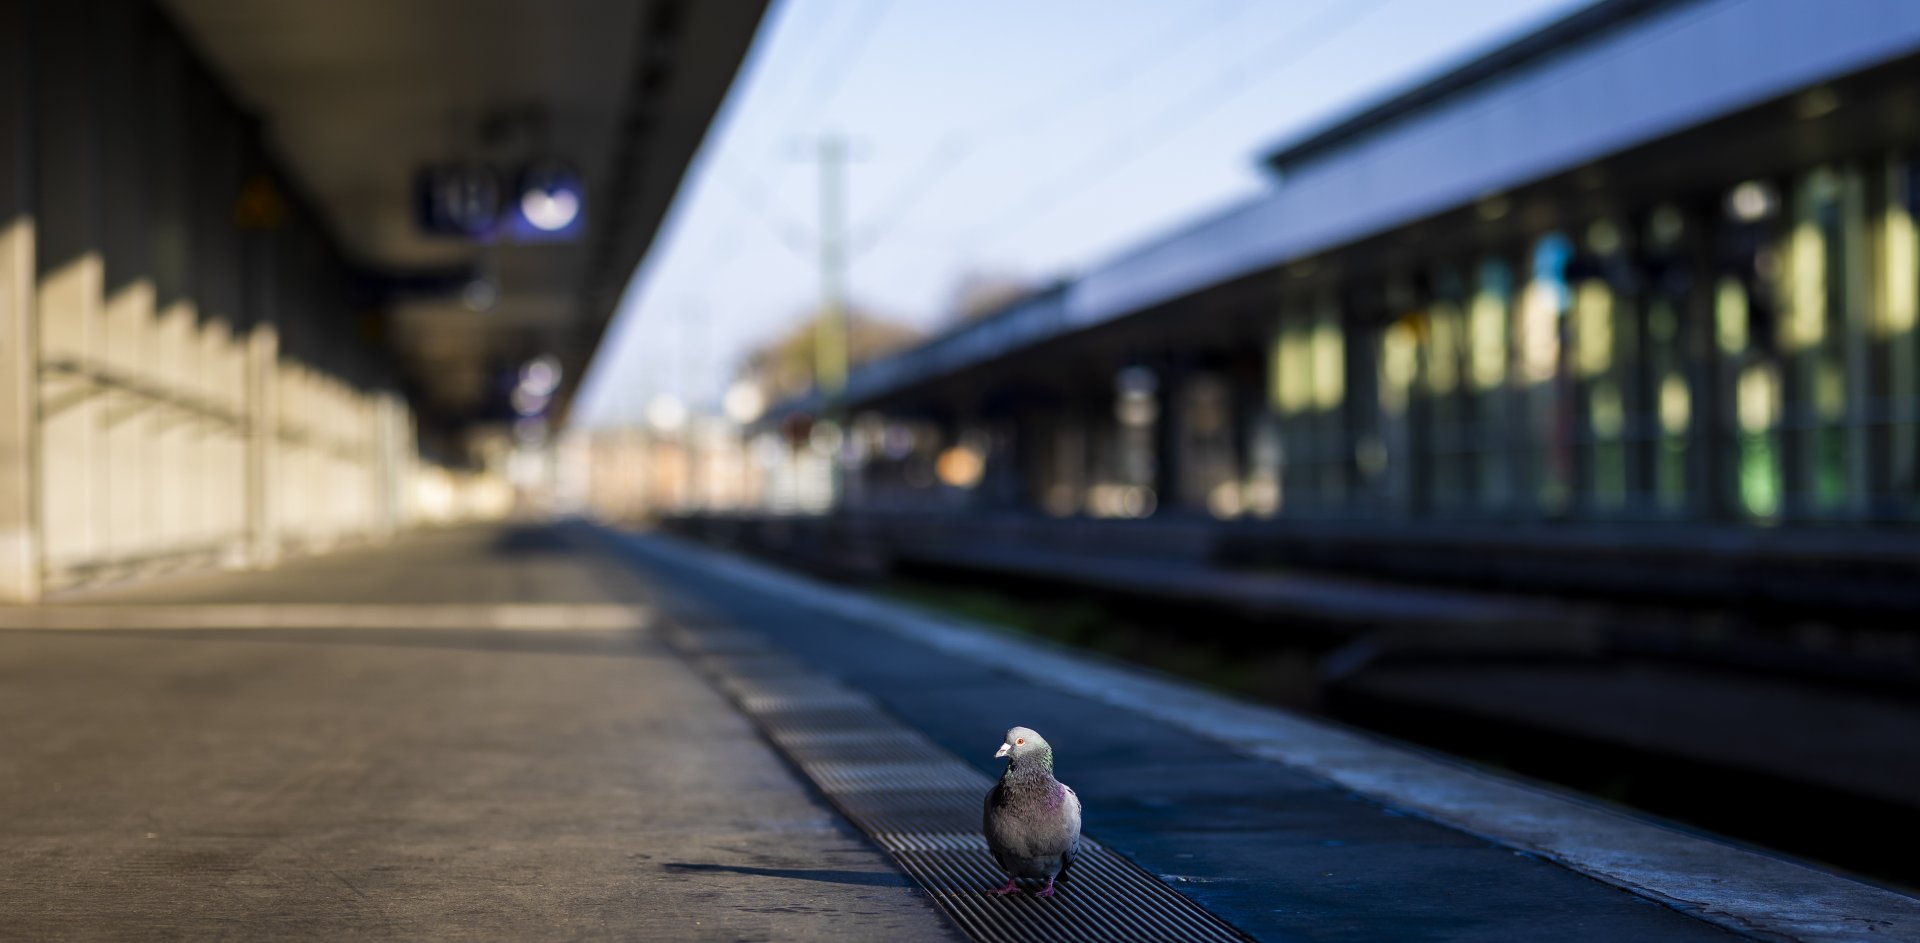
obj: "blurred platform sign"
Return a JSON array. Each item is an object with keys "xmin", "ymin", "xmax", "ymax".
[
  {"xmin": 415, "ymin": 162, "xmax": 502, "ymax": 238},
  {"xmin": 415, "ymin": 159, "xmax": 584, "ymax": 243}
]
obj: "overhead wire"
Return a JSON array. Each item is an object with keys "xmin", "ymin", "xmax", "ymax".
[
  {"xmin": 849, "ymin": 0, "xmax": 1255, "ymax": 258},
  {"xmin": 794, "ymin": 0, "xmax": 896, "ymax": 126},
  {"xmin": 710, "ymin": 165, "xmax": 815, "ymax": 260},
  {"xmin": 963, "ymin": 0, "xmax": 1397, "ymax": 248},
  {"xmin": 700, "ymin": 0, "xmax": 897, "ymax": 267}
]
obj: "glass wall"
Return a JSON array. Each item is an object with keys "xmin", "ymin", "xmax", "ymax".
[
  {"xmin": 1573, "ymin": 221, "xmax": 1630, "ymax": 513},
  {"xmin": 1233, "ymin": 149, "xmax": 1920, "ymax": 528},
  {"xmin": 1882, "ymin": 156, "xmax": 1920, "ymax": 516},
  {"xmin": 1175, "ymin": 372, "xmax": 1240, "ymax": 516},
  {"xmin": 1520, "ymin": 234, "xmax": 1573, "ymax": 514},
  {"xmin": 1269, "ymin": 291, "xmax": 1348, "ymax": 514},
  {"xmin": 1469, "ymin": 257, "xmax": 1515, "ymax": 513},
  {"xmin": 1377, "ymin": 279, "xmax": 1422, "ymax": 517},
  {"xmin": 1642, "ymin": 205, "xmax": 1694, "ymax": 515},
  {"xmin": 1779, "ymin": 167, "xmax": 1849, "ymax": 514},
  {"xmin": 1423, "ymin": 268, "xmax": 1471, "ymax": 513}
]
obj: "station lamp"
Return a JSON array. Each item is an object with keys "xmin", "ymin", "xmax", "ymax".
[
  {"xmin": 1726, "ymin": 181, "xmax": 1778, "ymax": 223},
  {"xmin": 520, "ymin": 355, "xmax": 563, "ymax": 397},
  {"xmin": 647, "ymin": 394, "xmax": 688, "ymax": 434},
  {"xmin": 508, "ymin": 159, "xmax": 586, "ymax": 240},
  {"xmin": 510, "ymin": 355, "xmax": 563, "ymax": 418},
  {"xmin": 723, "ymin": 381, "xmax": 766, "ymax": 426}
]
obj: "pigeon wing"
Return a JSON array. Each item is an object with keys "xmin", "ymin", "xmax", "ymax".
[
  {"xmin": 983, "ymin": 779, "xmax": 1018, "ymax": 872},
  {"xmin": 1059, "ymin": 783, "xmax": 1082, "ymax": 865}
]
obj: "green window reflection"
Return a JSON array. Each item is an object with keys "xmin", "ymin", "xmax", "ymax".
[
  {"xmin": 1471, "ymin": 258, "xmax": 1513, "ymax": 509},
  {"xmin": 1426, "ymin": 286, "xmax": 1468, "ymax": 512},
  {"xmin": 1717, "ymin": 273, "xmax": 1781, "ymax": 519},
  {"xmin": 1884, "ymin": 157, "xmax": 1920, "ymax": 516},
  {"xmin": 1647, "ymin": 299, "xmax": 1689, "ymax": 511},
  {"xmin": 1525, "ymin": 235, "xmax": 1572, "ymax": 513}
]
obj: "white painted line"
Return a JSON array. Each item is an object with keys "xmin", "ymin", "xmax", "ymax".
[
  {"xmin": 627, "ymin": 532, "xmax": 1920, "ymax": 943},
  {"xmin": 0, "ymin": 604, "xmax": 651, "ymax": 632}
]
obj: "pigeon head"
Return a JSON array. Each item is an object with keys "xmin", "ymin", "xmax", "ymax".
[{"xmin": 993, "ymin": 726, "xmax": 1052, "ymax": 765}]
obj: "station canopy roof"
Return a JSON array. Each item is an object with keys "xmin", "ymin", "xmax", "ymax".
[{"xmin": 160, "ymin": 0, "xmax": 768, "ymax": 434}]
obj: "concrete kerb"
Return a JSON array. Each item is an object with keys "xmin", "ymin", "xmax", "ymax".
[{"xmin": 0, "ymin": 603, "xmax": 653, "ymax": 632}]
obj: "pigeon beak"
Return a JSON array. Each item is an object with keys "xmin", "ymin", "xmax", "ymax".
[{"xmin": 994, "ymin": 742, "xmax": 1012, "ymax": 759}]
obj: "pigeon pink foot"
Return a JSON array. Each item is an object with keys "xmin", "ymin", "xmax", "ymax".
[
  {"xmin": 988, "ymin": 876, "xmax": 1020, "ymax": 896},
  {"xmin": 1035, "ymin": 876, "xmax": 1057, "ymax": 898}
]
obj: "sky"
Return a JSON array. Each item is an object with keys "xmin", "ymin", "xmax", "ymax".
[{"xmin": 573, "ymin": 0, "xmax": 1590, "ymax": 427}]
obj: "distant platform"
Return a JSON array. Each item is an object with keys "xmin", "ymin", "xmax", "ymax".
[{"xmin": 669, "ymin": 511, "xmax": 1920, "ymax": 619}]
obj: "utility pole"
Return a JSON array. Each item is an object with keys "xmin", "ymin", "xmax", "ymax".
[
  {"xmin": 814, "ymin": 134, "xmax": 849, "ymax": 402},
  {"xmin": 682, "ymin": 300, "xmax": 702, "ymax": 511}
]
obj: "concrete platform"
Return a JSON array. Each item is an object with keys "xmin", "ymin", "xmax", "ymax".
[
  {"xmin": 6, "ymin": 521, "xmax": 1917, "ymax": 942},
  {"xmin": 0, "ymin": 525, "xmax": 957, "ymax": 942}
]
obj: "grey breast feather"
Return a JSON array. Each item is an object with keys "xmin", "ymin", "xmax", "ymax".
[{"xmin": 983, "ymin": 779, "xmax": 1081, "ymax": 878}]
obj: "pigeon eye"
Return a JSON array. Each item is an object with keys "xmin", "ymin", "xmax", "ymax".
[{"xmin": 1016, "ymin": 738, "xmax": 1025, "ymax": 745}]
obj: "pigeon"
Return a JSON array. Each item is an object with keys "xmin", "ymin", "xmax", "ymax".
[{"xmin": 983, "ymin": 725, "xmax": 1081, "ymax": 898}]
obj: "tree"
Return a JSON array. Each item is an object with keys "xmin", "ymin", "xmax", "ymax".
[
  {"xmin": 944, "ymin": 269, "xmax": 1040, "ymax": 325},
  {"xmin": 738, "ymin": 306, "xmax": 924, "ymax": 403}
]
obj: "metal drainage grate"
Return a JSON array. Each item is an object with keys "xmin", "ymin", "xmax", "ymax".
[{"xmin": 666, "ymin": 622, "xmax": 1249, "ymax": 943}]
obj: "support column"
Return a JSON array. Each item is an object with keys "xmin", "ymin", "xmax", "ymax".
[
  {"xmin": 244, "ymin": 316, "xmax": 278, "ymax": 566},
  {"xmin": 150, "ymin": 37, "xmax": 194, "ymax": 564},
  {"xmin": 1153, "ymin": 356, "xmax": 1185, "ymax": 511},
  {"xmin": 192, "ymin": 97, "xmax": 245, "ymax": 563},
  {"xmin": 372, "ymin": 392, "xmax": 408, "ymax": 539},
  {"xmin": 34, "ymin": 0, "xmax": 105, "ymax": 587},
  {"xmin": 0, "ymin": 0, "xmax": 40, "ymax": 601},
  {"xmin": 101, "ymin": 0, "xmax": 155, "ymax": 568}
]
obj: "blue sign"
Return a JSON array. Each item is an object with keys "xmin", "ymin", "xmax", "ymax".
[
  {"xmin": 414, "ymin": 163, "xmax": 502, "ymax": 238},
  {"xmin": 414, "ymin": 158, "xmax": 585, "ymax": 243}
]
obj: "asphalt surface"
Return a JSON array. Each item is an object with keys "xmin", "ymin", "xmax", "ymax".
[
  {"xmin": 604, "ymin": 529, "xmax": 1749, "ymax": 943},
  {"xmin": 0, "ymin": 525, "xmax": 958, "ymax": 942},
  {"xmin": 1344, "ymin": 661, "xmax": 1920, "ymax": 809}
]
